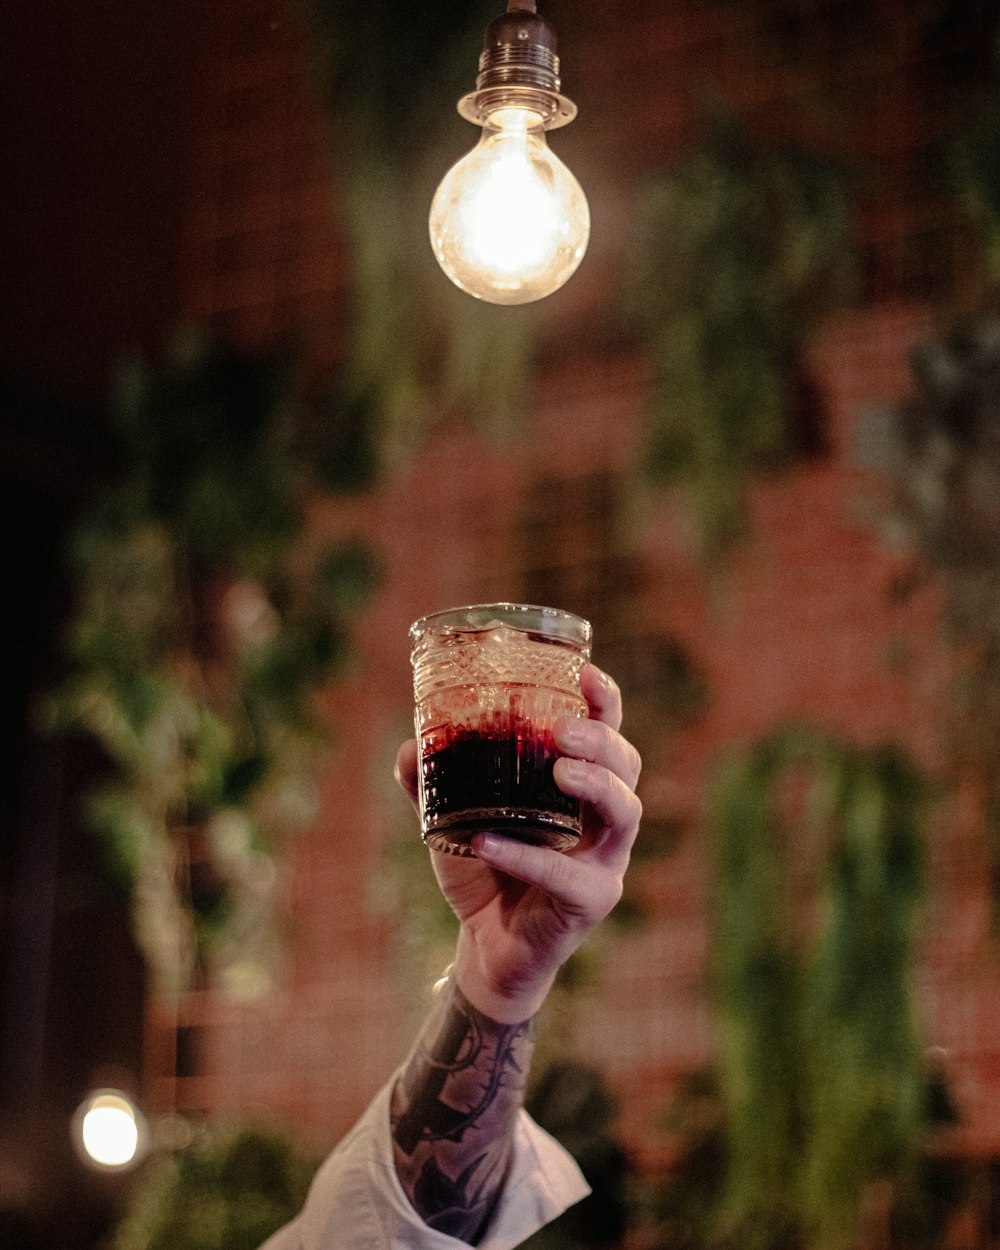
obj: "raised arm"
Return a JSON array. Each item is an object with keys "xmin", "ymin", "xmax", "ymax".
[
  {"xmin": 390, "ymin": 664, "xmax": 642, "ymax": 1242},
  {"xmin": 389, "ymin": 978, "xmax": 535, "ymax": 1242}
]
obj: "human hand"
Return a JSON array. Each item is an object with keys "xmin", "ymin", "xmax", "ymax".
[{"xmin": 394, "ymin": 664, "xmax": 642, "ymax": 1023}]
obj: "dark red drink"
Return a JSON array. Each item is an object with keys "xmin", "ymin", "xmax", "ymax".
[{"xmin": 420, "ymin": 722, "xmax": 580, "ymax": 853}]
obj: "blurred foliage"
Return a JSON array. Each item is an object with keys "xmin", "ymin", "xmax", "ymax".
[
  {"xmin": 951, "ymin": 36, "xmax": 1000, "ymax": 293},
  {"xmin": 644, "ymin": 727, "xmax": 930, "ymax": 1250},
  {"xmin": 48, "ymin": 332, "xmax": 380, "ymax": 994},
  {"xmin": 613, "ymin": 631, "xmax": 710, "ymax": 861},
  {"xmin": 298, "ymin": 0, "xmax": 536, "ymax": 455},
  {"xmin": 859, "ymin": 313, "xmax": 1000, "ymax": 924},
  {"xmin": 108, "ymin": 1122, "xmax": 319, "ymax": 1250},
  {"xmin": 627, "ymin": 111, "xmax": 857, "ymax": 557},
  {"xmin": 648, "ymin": 1061, "xmax": 963, "ymax": 1250}
]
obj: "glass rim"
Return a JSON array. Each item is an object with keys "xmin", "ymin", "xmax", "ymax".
[{"xmin": 409, "ymin": 602, "xmax": 592, "ymax": 646}]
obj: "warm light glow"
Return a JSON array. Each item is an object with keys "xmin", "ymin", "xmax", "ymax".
[
  {"xmin": 75, "ymin": 1091, "xmax": 145, "ymax": 1169},
  {"xmin": 430, "ymin": 106, "xmax": 590, "ymax": 304}
]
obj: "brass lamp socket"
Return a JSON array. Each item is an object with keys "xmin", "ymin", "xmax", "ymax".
[{"xmin": 457, "ymin": 1, "xmax": 577, "ymax": 130}]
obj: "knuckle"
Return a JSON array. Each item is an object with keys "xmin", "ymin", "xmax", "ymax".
[
  {"xmin": 591, "ymin": 669, "xmax": 623, "ymax": 729},
  {"xmin": 601, "ymin": 670, "xmax": 622, "ymax": 706},
  {"xmin": 598, "ymin": 874, "xmax": 624, "ymax": 918},
  {"xmin": 547, "ymin": 851, "xmax": 573, "ymax": 888},
  {"xmin": 594, "ymin": 761, "xmax": 618, "ymax": 806},
  {"xmin": 585, "ymin": 719, "xmax": 613, "ymax": 758}
]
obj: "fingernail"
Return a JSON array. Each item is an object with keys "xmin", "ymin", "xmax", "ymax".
[
  {"xmin": 479, "ymin": 832, "xmax": 503, "ymax": 858},
  {"xmin": 559, "ymin": 718, "xmax": 586, "ymax": 748}
]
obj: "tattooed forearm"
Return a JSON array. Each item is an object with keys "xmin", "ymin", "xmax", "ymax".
[{"xmin": 390, "ymin": 979, "xmax": 536, "ymax": 1244}]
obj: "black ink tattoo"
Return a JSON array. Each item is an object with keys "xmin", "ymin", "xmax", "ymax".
[{"xmin": 390, "ymin": 981, "xmax": 536, "ymax": 1244}]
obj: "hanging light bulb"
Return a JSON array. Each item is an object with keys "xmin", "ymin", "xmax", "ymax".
[{"xmin": 429, "ymin": 1, "xmax": 590, "ymax": 305}]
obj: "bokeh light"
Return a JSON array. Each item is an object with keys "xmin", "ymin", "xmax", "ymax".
[{"xmin": 73, "ymin": 1090, "xmax": 147, "ymax": 1170}]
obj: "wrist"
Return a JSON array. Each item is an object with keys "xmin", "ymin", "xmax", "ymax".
[{"xmin": 451, "ymin": 930, "xmax": 557, "ymax": 1025}]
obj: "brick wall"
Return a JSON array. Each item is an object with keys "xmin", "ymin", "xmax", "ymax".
[{"xmin": 135, "ymin": 0, "xmax": 1000, "ymax": 1198}]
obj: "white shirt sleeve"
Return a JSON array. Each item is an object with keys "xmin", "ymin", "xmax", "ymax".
[{"xmin": 259, "ymin": 1076, "xmax": 590, "ymax": 1250}]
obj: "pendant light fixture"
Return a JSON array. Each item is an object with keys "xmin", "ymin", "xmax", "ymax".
[{"xmin": 429, "ymin": 0, "xmax": 590, "ymax": 305}]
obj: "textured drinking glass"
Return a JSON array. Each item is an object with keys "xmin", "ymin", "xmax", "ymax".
[{"xmin": 410, "ymin": 603, "xmax": 592, "ymax": 856}]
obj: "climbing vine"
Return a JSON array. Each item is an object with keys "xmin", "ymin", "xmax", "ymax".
[
  {"xmin": 628, "ymin": 112, "xmax": 856, "ymax": 556},
  {"xmin": 846, "ymin": 43, "xmax": 1000, "ymax": 924},
  {"xmin": 49, "ymin": 332, "xmax": 379, "ymax": 995},
  {"xmin": 704, "ymin": 727, "xmax": 927, "ymax": 1249},
  {"xmin": 862, "ymin": 313, "xmax": 1000, "ymax": 924}
]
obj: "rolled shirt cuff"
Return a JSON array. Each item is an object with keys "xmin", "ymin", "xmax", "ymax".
[{"xmin": 260, "ymin": 1075, "xmax": 590, "ymax": 1250}]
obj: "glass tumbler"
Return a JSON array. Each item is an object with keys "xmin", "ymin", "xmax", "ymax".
[{"xmin": 410, "ymin": 603, "xmax": 592, "ymax": 856}]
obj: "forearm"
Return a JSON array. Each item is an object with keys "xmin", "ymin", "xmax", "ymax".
[{"xmin": 389, "ymin": 974, "xmax": 537, "ymax": 1244}]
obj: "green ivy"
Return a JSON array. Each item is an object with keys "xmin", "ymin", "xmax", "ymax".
[
  {"xmin": 709, "ymin": 727, "xmax": 927, "ymax": 1250},
  {"xmin": 860, "ymin": 312, "xmax": 1000, "ymax": 928},
  {"xmin": 109, "ymin": 1122, "xmax": 319, "ymax": 1250},
  {"xmin": 628, "ymin": 112, "xmax": 856, "ymax": 556},
  {"xmin": 49, "ymin": 333, "xmax": 380, "ymax": 994}
]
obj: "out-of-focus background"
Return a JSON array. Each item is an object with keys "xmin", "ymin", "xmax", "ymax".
[{"xmin": 4, "ymin": 0, "xmax": 1000, "ymax": 1246}]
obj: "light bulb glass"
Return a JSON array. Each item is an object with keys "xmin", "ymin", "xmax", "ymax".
[{"xmin": 430, "ymin": 107, "xmax": 590, "ymax": 304}]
